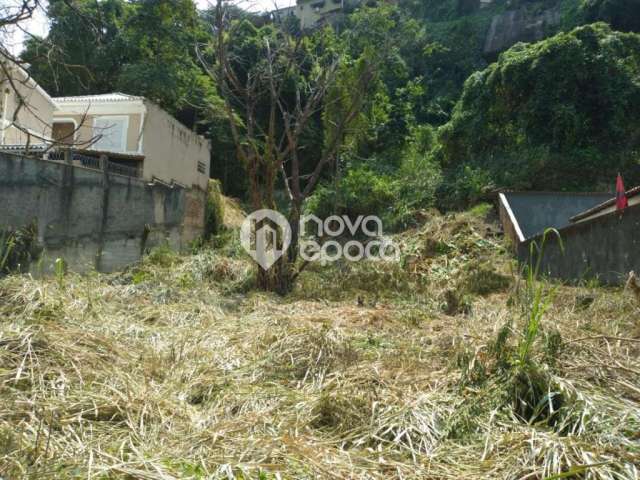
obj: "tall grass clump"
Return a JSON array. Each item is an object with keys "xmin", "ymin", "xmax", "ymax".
[
  {"xmin": 457, "ymin": 229, "xmax": 566, "ymax": 425},
  {"xmin": 204, "ymin": 178, "xmax": 226, "ymax": 239},
  {"xmin": 0, "ymin": 223, "xmax": 41, "ymax": 274},
  {"xmin": 502, "ymin": 230, "xmax": 565, "ymax": 423}
]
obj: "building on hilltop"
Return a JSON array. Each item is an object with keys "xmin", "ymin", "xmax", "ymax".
[
  {"xmin": 294, "ymin": 0, "xmax": 389, "ymax": 29},
  {"xmin": 270, "ymin": 5, "xmax": 297, "ymax": 23}
]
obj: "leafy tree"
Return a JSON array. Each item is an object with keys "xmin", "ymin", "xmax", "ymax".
[
  {"xmin": 118, "ymin": 0, "xmax": 216, "ymax": 120},
  {"xmin": 22, "ymin": 0, "xmax": 130, "ymax": 96},
  {"xmin": 22, "ymin": 0, "xmax": 220, "ymax": 128},
  {"xmin": 437, "ymin": 23, "xmax": 640, "ymax": 206},
  {"xmin": 306, "ymin": 5, "xmax": 444, "ymax": 227},
  {"xmin": 397, "ymin": 0, "xmax": 498, "ymax": 125},
  {"xmin": 340, "ymin": 4, "xmax": 431, "ymax": 155},
  {"xmin": 420, "ymin": 14, "xmax": 492, "ymax": 124}
]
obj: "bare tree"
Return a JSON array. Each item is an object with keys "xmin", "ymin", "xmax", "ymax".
[
  {"xmin": 199, "ymin": 0, "xmax": 379, "ymax": 293},
  {"xmin": 1, "ymin": 1, "xmax": 48, "ymax": 145},
  {"xmin": 0, "ymin": 0, "xmax": 97, "ymax": 151}
]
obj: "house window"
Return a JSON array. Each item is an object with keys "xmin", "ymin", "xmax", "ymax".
[
  {"xmin": 52, "ymin": 121, "xmax": 76, "ymax": 144},
  {"xmin": 92, "ymin": 116, "xmax": 128, "ymax": 152},
  {"xmin": 197, "ymin": 161, "xmax": 206, "ymax": 174}
]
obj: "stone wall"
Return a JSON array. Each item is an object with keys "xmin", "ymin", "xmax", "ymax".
[{"xmin": 0, "ymin": 152, "xmax": 206, "ymax": 273}]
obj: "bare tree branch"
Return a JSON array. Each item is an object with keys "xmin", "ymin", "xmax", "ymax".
[{"xmin": 197, "ymin": 0, "xmax": 379, "ymax": 290}]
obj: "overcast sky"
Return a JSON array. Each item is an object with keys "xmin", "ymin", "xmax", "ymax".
[{"xmin": 5, "ymin": 0, "xmax": 295, "ymax": 55}]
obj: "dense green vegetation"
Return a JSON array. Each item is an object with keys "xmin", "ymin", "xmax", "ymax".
[
  {"xmin": 438, "ymin": 23, "xmax": 640, "ymax": 204},
  {"xmin": 22, "ymin": 0, "xmax": 640, "ymax": 216}
]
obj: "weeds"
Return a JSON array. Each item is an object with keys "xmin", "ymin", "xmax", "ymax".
[
  {"xmin": 456, "ymin": 228, "xmax": 598, "ymax": 440},
  {"xmin": 0, "ymin": 223, "xmax": 41, "ymax": 274},
  {"xmin": 145, "ymin": 242, "xmax": 181, "ymax": 267},
  {"xmin": 205, "ymin": 178, "xmax": 226, "ymax": 239},
  {"xmin": 54, "ymin": 257, "xmax": 66, "ymax": 287}
]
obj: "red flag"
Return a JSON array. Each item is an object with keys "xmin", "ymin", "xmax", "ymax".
[{"xmin": 616, "ymin": 173, "xmax": 628, "ymax": 211}]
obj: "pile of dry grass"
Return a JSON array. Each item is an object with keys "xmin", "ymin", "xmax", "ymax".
[{"xmin": 1, "ymin": 208, "xmax": 639, "ymax": 479}]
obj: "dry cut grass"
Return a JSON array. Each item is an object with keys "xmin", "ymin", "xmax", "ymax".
[{"xmin": 1, "ymin": 208, "xmax": 639, "ymax": 479}]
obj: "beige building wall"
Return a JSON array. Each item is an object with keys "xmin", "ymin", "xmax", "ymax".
[
  {"xmin": 52, "ymin": 112, "xmax": 143, "ymax": 152},
  {"xmin": 0, "ymin": 67, "xmax": 55, "ymax": 145},
  {"xmin": 52, "ymin": 95, "xmax": 210, "ymax": 191},
  {"xmin": 141, "ymin": 101, "xmax": 210, "ymax": 191},
  {"xmin": 295, "ymin": 0, "xmax": 384, "ymax": 28}
]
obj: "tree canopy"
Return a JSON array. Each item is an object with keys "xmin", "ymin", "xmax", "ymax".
[
  {"xmin": 437, "ymin": 23, "xmax": 640, "ymax": 204},
  {"xmin": 22, "ymin": 0, "xmax": 219, "ymax": 124}
]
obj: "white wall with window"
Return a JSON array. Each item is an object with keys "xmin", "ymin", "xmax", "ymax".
[{"xmin": 92, "ymin": 116, "xmax": 128, "ymax": 152}]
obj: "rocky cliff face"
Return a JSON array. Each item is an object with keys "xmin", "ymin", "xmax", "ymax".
[{"xmin": 484, "ymin": 6, "xmax": 561, "ymax": 57}]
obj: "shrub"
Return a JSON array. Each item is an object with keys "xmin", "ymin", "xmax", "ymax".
[
  {"xmin": 145, "ymin": 243, "xmax": 180, "ymax": 267},
  {"xmin": 204, "ymin": 179, "xmax": 225, "ymax": 239},
  {"xmin": 392, "ymin": 128, "xmax": 443, "ymax": 228},
  {"xmin": 436, "ymin": 164, "xmax": 494, "ymax": 210},
  {"xmin": 306, "ymin": 164, "xmax": 397, "ymax": 221},
  {"xmin": 0, "ymin": 223, "xmax": 41, "ymax": 274},
  {"xmin": 307, "ymin": 126, "xmax": 442, "ymax": 230}
]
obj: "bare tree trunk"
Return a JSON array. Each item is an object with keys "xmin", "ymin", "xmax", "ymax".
[{"xmin": 199, "ymin": 0, "xmax": 378, "ymax": 294}]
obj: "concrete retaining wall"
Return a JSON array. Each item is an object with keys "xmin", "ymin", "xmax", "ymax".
[
  {"xmin": 520, "ymin": 204, "xmax": 640, "ymax": 285},
  {"xmin": 0, "ymin": 152, "xmax": 206, "ymax": 273}
]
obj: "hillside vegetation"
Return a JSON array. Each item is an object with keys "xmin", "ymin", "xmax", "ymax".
[
  {"xmin": 23, "ymin": 0, "xmax": 640, "ymax": 215},
  {"xmin": 2, "ymin": 210, "xmax": 639, "ymax": 479},
  {"xmin": 438, "ymin": 23, "xmax": 640, "ymax": 203}
]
